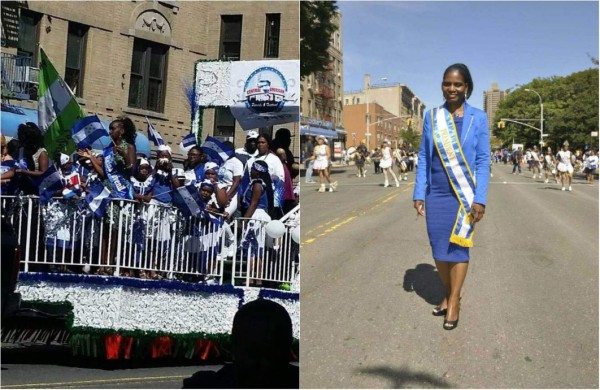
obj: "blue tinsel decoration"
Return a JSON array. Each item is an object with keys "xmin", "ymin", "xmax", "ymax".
[{"xmin": 259, "ymin": 288, "xmax": 300, "ymax": 302}]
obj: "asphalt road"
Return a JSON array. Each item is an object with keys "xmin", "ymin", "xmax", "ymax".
[
  {"xmin": 300, "ymin": 162, "xmax": 598, "ymax": 388},
  {"xmin": 0, "ymin": 345, "xmax": 217, "ymax": 388}
]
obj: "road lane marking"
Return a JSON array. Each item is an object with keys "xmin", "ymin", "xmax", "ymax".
[
  {"xmin": 301, "ymin": 183, "xmax": 414, "ymax": 246},
  {"xmin": 1, "ymin": 375, "xmax": 189, "ymax": 388}
]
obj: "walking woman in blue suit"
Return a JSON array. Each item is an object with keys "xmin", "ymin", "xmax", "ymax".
[{"xmin": 413, "ymin": 64, "xmax": 490, "ymax": 330}]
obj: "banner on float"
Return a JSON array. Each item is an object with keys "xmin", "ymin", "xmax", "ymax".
[
  {"xmin": 229, "ymin": 60, "xmax": 299, "ymax": 130},
  {"xmin": 193, "ymin": 60, "xmax": 299, "ymax": 133}
]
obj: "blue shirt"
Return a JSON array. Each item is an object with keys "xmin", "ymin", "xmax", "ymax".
[
  {"xmin": 152, "ymin": 169, "xmax": 176, "ymax": 204},
  {"xmin": 243, "ymin": 179, "xmax": 269, "ymax": 211}
]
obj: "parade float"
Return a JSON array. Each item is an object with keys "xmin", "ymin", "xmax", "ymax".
[{"xmin": 1, "ymin": 58, "xmax": 300, "ymax": 362}]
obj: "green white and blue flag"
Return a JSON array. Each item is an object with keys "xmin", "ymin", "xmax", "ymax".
[{"xmin": 38, "ymin": 48, "xmax": 85, "ymax": 158}]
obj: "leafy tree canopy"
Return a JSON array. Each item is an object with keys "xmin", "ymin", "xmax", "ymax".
[
  {"xmin": 402, "ymin": 126, "xmax": 421, "ymax": 148},
  {"xmin": 494, "ymin": 68, "xmax": 599, "ymax": 151},
  {"xmin": 300, "ymin": 1, "xmax": 339, "ymax": 78}
]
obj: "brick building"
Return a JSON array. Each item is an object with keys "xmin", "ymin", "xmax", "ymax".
[
  {"xmin": 344, "ymin": 74, "xmax": 424, "ymax": 151},
  {"xmin": 1, "ymin": 1, "xmax": 299, "ymax": 159},
  {"xmin": 343, "ymin": 102, "xmax": 404, "ymax": 150}
]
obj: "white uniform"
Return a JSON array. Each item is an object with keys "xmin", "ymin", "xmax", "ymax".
[
  {"xmin": 379, "ymin": 146, "xmax": 393, "ymax": 169},
  {"xmin": 312, "ymin": 145, "xmax": 329, "ymax": 170}
]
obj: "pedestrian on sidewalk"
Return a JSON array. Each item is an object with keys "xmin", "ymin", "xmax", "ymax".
[
  {"xmin": 512, "ymin": 146, "xmax": 523, "ymax": 174},
  {"xmin": 413, "ymin": 63, "xmax": 490, "ymax": 331},
  {"xmin": 305, "ymin": 135, "xmax": 337, "ymax": 192},
  {"xmin": 380, "ymin": 140, "xmax": 400, "ymax": 187}
]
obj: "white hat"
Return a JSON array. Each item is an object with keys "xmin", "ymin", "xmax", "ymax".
[
  {"xmin": 246, "ymin": 130, "xmax": 259, "ymax": 139},
  {"xmin": 138, "ymin": 158, "xmax": 150, "ymax": 166},
  {"xmin": 157, "ymin": 144, "xmax": 172, "ymax": 154},
  {"xmin": 204, "ymin": 161, "xmax": 219, "ymax": 172},
  {"xmin": 59, "ymin": 153, "xmax": 70, "ymax": 166}
]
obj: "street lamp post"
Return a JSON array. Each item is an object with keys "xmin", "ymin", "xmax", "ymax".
[
  {"xmin": 525, "ymin": 88, "xmax": 544, "ymax": 149},
  {"xmin": 365, "ymin": 76, "xmax": 387, "ymax": 151}
]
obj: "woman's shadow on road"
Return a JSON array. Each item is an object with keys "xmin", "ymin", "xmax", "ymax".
[{"xmin": 402, "ymin": 264, "xmax": 445, "ymax": 305}]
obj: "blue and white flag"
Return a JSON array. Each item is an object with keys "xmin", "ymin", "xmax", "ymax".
[
  {"xmin": 70, "ymin": 115, "xmax": 110, "ymax": 150},
  {"xmin": 201, "ymin": 136, "xmax": 234, "ymax": 165},
  {"xmin": 172, "ymin": 184, "xmax": 205, "ymax": 218},
  {"xmin": 37, "ymin": 165, "xmax": 64, "ymax": 204},
  {"xmin": 273, "ymin": 177, "xmax": 285, "ymax": 210},
  {"xmin": 85, "ymin": 180, "xmax": 112, "ymax": 218},
  {"xmin": 180, "ymin": 133, "xmax": 197, "ymax": 148},
  {"xmin": 102, "ymin": 147, "xmax": 133, "ymax": 200},
  {"xmin": 146, "ymin": 117, "xmax": 165, "ymax": 147},
  {"xmin": 179, "ymin": 133, "xmax": 197, "ymax": 155}
]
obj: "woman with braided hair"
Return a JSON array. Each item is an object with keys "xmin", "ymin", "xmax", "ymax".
[
  {"xmin": 240, "ymin": 160, "xmax": 274, "ymax": 286},
  {"xmin": 108, "ymin": 116, "xmax": 137, "ymax": 178}
]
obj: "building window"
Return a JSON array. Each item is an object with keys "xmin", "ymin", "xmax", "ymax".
[
  {"xmin": 17, "ymin": 10, "xmax": 41, "ymax": 61},
  {"xmin": 220, "ymin": 15, "xmax": 242, "ymax": 61},
  {"xmin": 214, "ymin": 107, "xmax": 236, "ymax": 138},
  {"xmin": 65, "ymin": 22, "xmax": 88, "ymax": 97},
  {"xmin": 264, "ymin": 13, "xmax": 280, "ymax": 58},
  {"xmin": 128, "ymin": 38, "xmax": 168, "ymax": 112}
]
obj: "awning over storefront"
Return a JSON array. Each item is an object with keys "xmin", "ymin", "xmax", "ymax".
[{"xmin": 300, "ymin": 125, "xmax": 338, "ymax": 138}]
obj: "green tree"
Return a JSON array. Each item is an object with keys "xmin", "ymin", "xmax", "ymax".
[
  {"xmin": 494, "ymin": 68, "xmax": 599, "ymax": 150},
  {"xmin": 300, "ymin": 1, "xmax": 338, "ymax": 78},
  {"xmin": 402, "ymin": 126, "xmax": 421, "ymax": 149}
]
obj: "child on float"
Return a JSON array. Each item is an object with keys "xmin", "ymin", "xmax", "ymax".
[
  {"xmin": 189, "ymin": 177, "xmax": 227, "ymax": 280},
  {"xmin": 44, "ymin": 153, "xmax": 83, "ymax": 273},
  {"xmin": 129, "ymin": 158, "xmax": 158, "ymax": 277},
  {"xmin": 148, "ymin": 145, "xmax": 180, "ymax": 277},
  {"xmin": 240, "ymin": 160, "xmax": 274, "ymax": 286}
]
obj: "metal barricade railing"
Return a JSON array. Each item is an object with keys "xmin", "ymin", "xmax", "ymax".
[
  {"xmin": 1, "ymin": 195, "xmax": 299, "ymax": 288},
  {"xmin": 1, "ymin": 196, "xmax": 225, "ymax": 283},
  {"xmin": 230, "ymin": 206, "xmax": 300, "ymax": 287}
]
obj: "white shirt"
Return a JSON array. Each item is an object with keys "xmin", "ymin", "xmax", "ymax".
[
  {"xmin": 219, "ymin": 157, "xmax": 244, "ymax": 188},
  {"xmin": 247, "ymin": 152, "xmax": 285, "ymax": 182}
]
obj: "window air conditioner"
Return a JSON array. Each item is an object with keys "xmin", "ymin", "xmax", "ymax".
[
  {"xmin": 14, "ymin": 66, "xmax": 39, "ymax": 84},
  {"xmin": 307, "ymin": 83, "xmax": 312, "ymax": 89}
]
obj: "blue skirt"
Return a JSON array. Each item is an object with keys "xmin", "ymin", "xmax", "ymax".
[{"xmin": 425, "ymin": 149, "xmax": 470, "ymax": 262}]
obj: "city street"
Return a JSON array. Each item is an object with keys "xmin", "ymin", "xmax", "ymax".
[{"xmin": 300, "ymin": 162, "xmax": 598, "ymax": 388}]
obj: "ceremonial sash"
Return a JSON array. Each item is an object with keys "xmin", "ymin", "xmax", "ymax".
[{"xmin": 431, "ymin": 107, "xmax": 476, "ymax": 248}]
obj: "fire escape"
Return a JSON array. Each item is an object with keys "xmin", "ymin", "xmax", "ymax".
[
  {"xmin": 313, "ymin": 63, "xmax": 335, "ymax": 123},
  {"xmin": 1, "ymin": 1, "xmax": 39, "ymax": 102}
]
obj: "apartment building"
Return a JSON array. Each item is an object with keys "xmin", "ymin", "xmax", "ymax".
[
  {"xmin": 343, "ymin": 74, "xmax": 424, "ymax": 151},
  {"xmin": 299, "ymin": 9, "xmax": 345, "ymax": 157},
  {"xmin": 0, "ymin": 1, "xmax": 299, "ymax": 159},
  {"xmin": 483, "ymin": 82, "xmax": 509, "ymax": 135}
]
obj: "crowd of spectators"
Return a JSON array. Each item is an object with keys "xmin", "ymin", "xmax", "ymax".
[{"xmin": 0, "ymin": 119, "xmax": 300, "ymax": 282}]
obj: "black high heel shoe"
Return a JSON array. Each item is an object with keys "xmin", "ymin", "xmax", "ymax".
[
  {"xmin": 443, "ymin": 301, "xmax": 461, "ymax": 330},
  {"xmin": 432, "ymin": 306, "xmax": 447, "ymax": 316},
  {"xmin": 443, "ymin": 317, "xmax": 459, "ymax": 330}
]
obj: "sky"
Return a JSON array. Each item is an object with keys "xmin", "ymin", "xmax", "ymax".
[{"xmin": 338, "ymin": 1, "xmax": 599, "ymax": 111}]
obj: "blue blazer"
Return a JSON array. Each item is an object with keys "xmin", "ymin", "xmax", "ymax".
[{"xmin": 413, "ymin": 101, "xmax": 491, "ymax": 206}]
